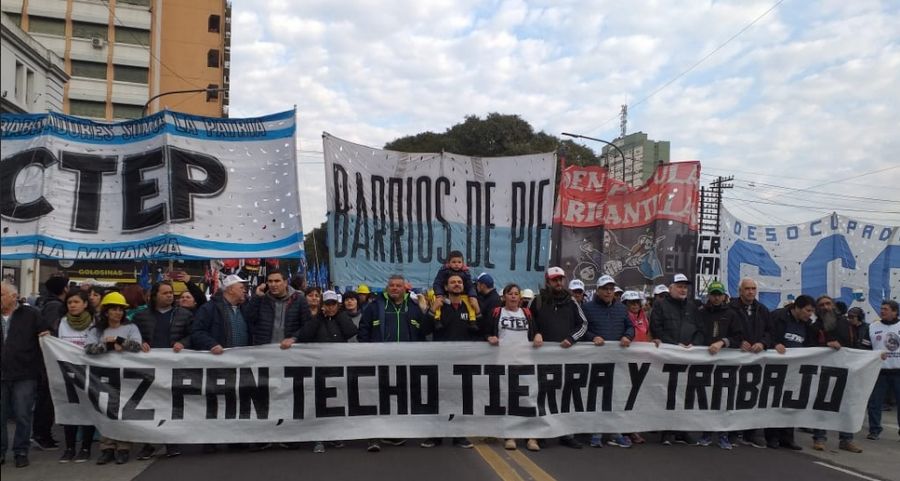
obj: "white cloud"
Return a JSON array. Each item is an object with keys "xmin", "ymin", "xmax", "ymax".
[{"xmin": 229, "ymin": 0, "xmax": 900, "ymax": 227}]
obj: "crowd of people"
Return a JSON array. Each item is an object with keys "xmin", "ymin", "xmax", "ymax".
[{"xmin": 1, "ymin": 249, "xmax": 898, "ymax": 468}]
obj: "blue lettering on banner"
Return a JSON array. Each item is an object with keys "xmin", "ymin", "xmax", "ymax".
[
  {"xmin": 801, "ymin": 235, "xmax": 855, "ymax": 306},
  {"xmin": 810, "ymin": 220, "xmax": 821, "ymax": 236},
  {"xmin": 766, "ymin": 227, "xmax": 777, "ymax": 242},
  {"xmin": 748, "ymin": 226, "xmax": 757, "ymax": 241},
  {"xmin": 868, "ymin": 245, "xmax": 900, "ymax": 313},
  {"xmin": 830, "ymin": 214, "xmax": 839, "ymax": 231},
  {"xmin": 847, "ymin": 220, "xmax": 857, "ymax": 233},
  {"xmin": 726, "ymin": 239, "xmax": 782, "ymax": 309},
  {"xmin": 787, "ymin": 226, "xmax": 799, "ymax": 240}
]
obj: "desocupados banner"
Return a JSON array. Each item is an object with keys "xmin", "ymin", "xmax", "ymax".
[
  {"xmin": 720, "ymin": 206, "xmax": 899, "ymax": 319},
  {"xmin": 0, "ymin": 110, "xmax": 303, "ymax": 260}
]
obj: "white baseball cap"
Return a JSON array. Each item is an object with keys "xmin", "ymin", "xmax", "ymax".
[
  {"xmin": 653, "ymin": 284, "xmax": 669, "ymax": 296},
  {"xmin": 596, "ymin": 275, "xmax": 616, "ymax": 287},
  {"xmin": 322, "ymin": 290, "xmax": 340, "ymax": 303},
  {"xmin": 521, "ymin": 288, "xmax": 535, "ymax": 299},
  {"xmin": 622, "ymin": 290, "xmax": 641, "ymax": 302},
  {"xmin": 673, "ymin": 273, "xmax": 691, "ymax": 284},
  {"xmin": 546, "ymin": 266, "xmax": 566, "ymax": 279},
  {"xmin": 568, "ymin": 279, "xmax": 585, "ymax": 291},
  {"xmin": 614, "ymin": 286, "xmax": 624, "ymax": 294},
  {"xmin": 222, "ymin": 274, "xmax": 249, "ymax": 288}
]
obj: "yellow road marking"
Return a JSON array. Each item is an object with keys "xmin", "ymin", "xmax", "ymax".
[
  {"xmin": 506, "ymin": 448, "xmax": 557, "ymax": 481},
  {"xmin": 473, "ymin": 442, "xmax": 526, "ymax": 481}
]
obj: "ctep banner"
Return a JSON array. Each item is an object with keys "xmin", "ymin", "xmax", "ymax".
[
  {"xmin": 323, "ymin": 133, "xmax": 556, "ymax": 289},
  {"xmin": 0, "ymin": 110, "xmax": 303, "ymax": 260},
  {"xmin": 41, "ymin": 336, "xmax": 881, "ymax": 443},
  {"xmin": 719, "ymin": 207, "xmax": 899, "ymax": 319}
]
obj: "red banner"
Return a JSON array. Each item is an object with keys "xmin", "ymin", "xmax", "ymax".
[{"xmin": 554, "ymin": 162, "xmax": 700, "ymax": 229}]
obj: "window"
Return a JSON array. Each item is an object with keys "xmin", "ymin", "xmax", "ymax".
[
  {"xmin": 25, "ymin": 69, "xmax": 36, "ymax": 106},
  {"xmin": 208, "ymin": 15, "xmax": 220, "ymax": 33},
  {"xmin": 113, "ymin": 65, "xmax": 148, "ymax": 84},
  {"xmin": 206, "ymin": 84, "xmax": 219, "ymax": 101},
  {"xmin": 6, "ymin": 13, "xmax": 22, "ymax": 27},
  {"xmin": 69, "ymin": 100, "xmax": 106, "ymax": 118},
  {"xmin": 207, "ymin": 49, "xmax": 220, "ymax": 68},
  {"xmin": 28, "ymin": 16, "xmax": 66, "ymax": 36},
  {"xmin": 113, "ymin": 103, "xmax": 143, "ymax": 119},
  {"xmin": 115, "ymin": 26, "xmax": 150, "ymax": 46},
  {"xmin": 118, "ymin": 0, "xmax": 151, "ymax": 6},
  {"xmin": 70, "ymin": 60, "xmax": 108, "ymax": 80},
  {"xmin": 14, "ymin": 61, "xmax": 25, "ymax": 103},
  {"xmin": 72, "ymin": 21, "xmax": 108, "ymax": 40}
]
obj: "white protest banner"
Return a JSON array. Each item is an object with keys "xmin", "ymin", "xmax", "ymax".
[
  {"xmin": 1, "ymin": 110, "xmax": 303, "ymax": 260},
  {"xmin": 323, "ymin": 133, "xmax": 556, "ymax": 289},
  {"xmin": 42, "ymin": 336, "xmax": 881, "ymax": 443},
  {"xmin": 720, "ymin": 206, "xmax": 899, "ymax": 319}
]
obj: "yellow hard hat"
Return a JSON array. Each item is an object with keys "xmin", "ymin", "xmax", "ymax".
[
  {"xmin": 100, "ymin": 292, "xmax": 129, "ymax": 307},
  {"xmin": 357, "ymin": 284, "xmax": 371, "ymax": 294}
]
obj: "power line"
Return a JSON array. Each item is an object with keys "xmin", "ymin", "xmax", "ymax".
[
  {"xmin": 587, "ymin": 0, "xmax": 785, "ymax": 135},
  {"xmin": 100, "ymin": 0, "xmax": 203, "ymax": 90},
  {"xmin": 731, "ymin": 183, "xmax": 900, "ymax": 205},
  {"xmin": 723, "ymin": 195, "xmax": 900, "ymax": 215},
  {"xmin": 701, "ymin": 167, "xmax": 895, "ymax": 189}
]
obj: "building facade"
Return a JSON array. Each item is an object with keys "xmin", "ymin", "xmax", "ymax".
[
  {"xmin": 0, "ymin": 0, "xmax": 230, "ymax": 120},
  {"xmin": 602, "ymin": 132, "xmax": 671, "ymax": 187},
  {"xmin": 1, "ymin": 11, "xmax": 69, "ymax": 298}
]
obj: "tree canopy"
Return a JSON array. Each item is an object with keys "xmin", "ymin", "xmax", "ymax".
[{"xmin": 384, "ymin": 113, "xmax": 599, "ymax": 165}]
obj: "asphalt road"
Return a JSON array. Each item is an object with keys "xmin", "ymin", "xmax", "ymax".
[{"xmin": 4, "ymin": 427, "xmax": 897, "ymax": 481}]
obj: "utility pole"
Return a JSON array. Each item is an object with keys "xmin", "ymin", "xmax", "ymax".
[
  {"xmin": 619, "ymin": 104, "xmax": 627, "ymax": 140},
  {"xmin": 699, "ymin": 175, "xmax": 734, "ymax": 234}
]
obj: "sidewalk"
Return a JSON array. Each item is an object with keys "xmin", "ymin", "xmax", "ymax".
[
  {"xmin": 797, "ymin": 422, "xmax": 899, "ymax": 481},
  {"xmin": 1, "ymin": 425, "xmax": 153, "ymax": 481}
]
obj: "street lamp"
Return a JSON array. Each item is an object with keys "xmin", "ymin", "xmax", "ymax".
[
  {"xmin": 142, "ymin": 87, "xmax": 228, "ymax": 117},
  {"xmin": 561, "ymin": 132, "xmax": 628, "ymax": 181}
]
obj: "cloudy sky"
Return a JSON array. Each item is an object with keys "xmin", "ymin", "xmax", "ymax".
[{"xmin": 228, "ymin": 0, "xmax": 900, "ymax": 229}]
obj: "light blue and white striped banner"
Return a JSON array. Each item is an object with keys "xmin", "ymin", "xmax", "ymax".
[{"xmin": 0, "ymin": 110, "xmax": 303, "ymax": 260}]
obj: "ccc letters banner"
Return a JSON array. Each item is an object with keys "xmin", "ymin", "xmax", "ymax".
[
  {"xmin": 42, "ymin": 336, "xmax": 881, "ymax": 443},
  {"xmin": 0, "ymin": 110, "xmax": 303, "ymax": 260},
  {"xmin": 720, "ymin": 207, "xmax": 899, "ymax": 320},
  {"xmin": 324, "ymin": 134, "xmax": 556, "ymax": 288}
]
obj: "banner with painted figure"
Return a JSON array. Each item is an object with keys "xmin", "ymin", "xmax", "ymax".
[
  {"xmin": 0, "ymin": 110, "xmax": 303, "ymax": 260},
  {"xmin": 323, "ymin": 134, "xmax": 556, "ymax": 289},
  {"xmin": 41, "ymin": 336, "xmax": 881, "ymax": 443},
  {"xmin": 550, "ymin": 162, "xmax": 700, "ymax": 294},
  {"xmin": 719, "ymin": 207, "xmax": 899, "ymax": 320}
]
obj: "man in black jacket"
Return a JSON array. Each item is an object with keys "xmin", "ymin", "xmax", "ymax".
[
  {"xmin": 246, "ymin": 269, "xmax": 313, "ymax": 349},
  {"xmin": 699, "ymin": 281, "xmax": 742, "ymax": 449},
  {"xmin": 532, "ymin": 266, "xmax": 588, "ymax": 449},
  {"xmin": 133, "ymin": 281, "xmax": 193, "ymax": 459},
  {"xmin": 767, "ymin": 295, "xmax": 821, "ymax": 451},
  {"xmin": 421, "ymin": 274, "xmax": 479, "ymax": 449},
  {"xmin": 728, "ymin": 277, "xmax": 771, "ymax": 448},
  {"xmin": 811, "ymin": 295, "xmax": 863, "ymax": 453},
  {"xmin": 650, "ymin": 273, "xmax": 703, "ymax": 446},
  {"xmin": 32, "ymin": 275, "xmax": 68, "ymax": 450},
  {"xmin": 1, "ymin": 282, "xmax": 50, "ymax": 468},
  {"xmin": 476, "ymin": 273, "xmax": 500, "ymax": 322}
]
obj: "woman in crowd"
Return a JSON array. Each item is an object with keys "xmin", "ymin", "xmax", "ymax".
[
  {"xmin": 305, "ymin": 286, "xmax": 322, "ymax": 317},
  {"xmin": 342, "ymin": 290, "xmax": 361, "ymax": 340},
  {"xmin": 486, "ymin": 284, "xmax": 539, "ymax": 452},
  {"xmin": 621, "ymin": 290, "xmax": 649, "ymax": 444},
  {"xmin": 84, "ymin": 292, "xmax": 143, "ymax": 465},
  {"xmin": 120, "ymin": 284, "xmax": 148, "ymax": 321},
  {"xmin": 56, "ymin": 291, "xmax": 97, "ymax": 463},
  {"xmin": 178, "ymin": 290, "xmax": 199, "ymax": 311},
  {"xmin": 86, "ymin": 285, "xmax": 104, "ymax": 314}
]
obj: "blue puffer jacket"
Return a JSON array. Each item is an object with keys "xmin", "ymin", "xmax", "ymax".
[{"xmin": 583, "ymin": 297, "xmax": 634, "ymax": 342}]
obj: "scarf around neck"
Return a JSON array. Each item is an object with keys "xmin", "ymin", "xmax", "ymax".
[{"xmin": 66, "ymin": 311, "xmax": 93, "ymax": 331}]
